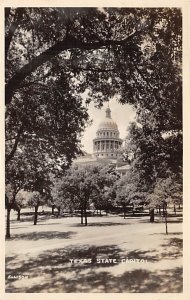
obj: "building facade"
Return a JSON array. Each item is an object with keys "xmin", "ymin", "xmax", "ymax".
[{"xmin": 74, "ymin": 106, "xmax": 130, "ymax": 175}]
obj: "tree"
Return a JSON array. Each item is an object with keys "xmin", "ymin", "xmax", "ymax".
[
  {"xmin": 27, "ymin": 191, "xmax": 46, "ymax": 225},
  {"xmin": 69, "ymin": 165, "xmax": 101, "ymax": 225},
  {"xmin": 5, "ymin": 72, "xmax": 90, "ymax": 165},
  {"xmin": 14, "ymin": 190, "xmax": 28, "ymax": 221},
  {"xmin": 51, "ymin": 175, "xmax": 74, "ymax": 216},
  {"xmin": 91, "ymin": 165, "xmax": 120, "ymax": 215},
  {"xmin": 6, "ymin": 7, "xmax": 182, "ymax": 174},
  {"xmin": 5, "ymin": 140, "xmax": 57, "ymax": 233},
  {"xmin": 114, "ymin": 171, "xmax": 147, "ymax": 219},
  {"xmin": 5, "ymin": 184, "xmax": 21, "ymax": 238},
  {"xmin": 5, "ymin": 8, "xmax": 182, "ymax": 230},
  {"xmin": 5, "ymin": 153, "xmax": 26, "ymax": 238},
  {"xmin": 52, "ymin": 164, "xmax": 119, "ymax": 225},
  {"xmin": 114, "ymin": 175, "xmax": 131, "ymax": 219},
  {"xmin": 122, "ymin": 116, "xmax": 182, "ymax": 223},
  {"xmin": 6, "ymin": 8, "xmax": 181, "ymax": 125},
  {"xmin": 23, "ymin": 156, "xmax": 53, "ymax": 225},
  {"xmin": 146, "ymin": 172, "xmax": 182, "ymax": 233}
]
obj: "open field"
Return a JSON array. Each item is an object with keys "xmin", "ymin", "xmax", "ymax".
[{"xmin": 5, "ymin": 209, "xmax": 183, "ymax": 293}]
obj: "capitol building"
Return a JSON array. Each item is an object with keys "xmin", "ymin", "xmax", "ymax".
[
  {"xmin": 93, "ymin": 106, "xmax": 123, "ymax": 159},
  {"xmin": 74, "ymin": 106, "xmax": 130, "ymax": 175}
]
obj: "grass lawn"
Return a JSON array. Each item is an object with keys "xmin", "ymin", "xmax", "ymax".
[{"xmin": 5, "ymin": 208, "xmax": 183, "ymax": 293}]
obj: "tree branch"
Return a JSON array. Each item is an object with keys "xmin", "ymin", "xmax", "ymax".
[
  {"xmin": 131, "ymin": 58, "xmax": 153, "ymax": 90},
  {"xmin": 5, "ymin": 8, "xmax": 11, "ymax": 23},
  {"xmin": 131, "ymin": 57, "xmax": 169, "ymax": 125},
  {"xmin": 6, "ymin": 29, "xmax": 140, "ymax": 105},
  {"xmin": 5, "ymin": 8, "xmax": 25, "ymax": 60},
  {"xmin": 71, "ymin": 66, "xmax": 115, "ymax": 73},
  {"xmin": 6, "ymin": 124, "xmax": 24, "ymax": 164}
]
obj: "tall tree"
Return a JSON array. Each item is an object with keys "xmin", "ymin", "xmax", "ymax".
[
  {"xmin": 27, "ymin": 191, "xmax": 46, "ymax": 225},
  {"xmin": 5, "ymin": 8, "xmax": 181, "ymax": 120},
  {"xmin": 5, "ymin": 151, "xmax": 27, "ymax": 238},
  {"xmin": 122, "ymin": 109, "xmax": 182, "ymax": 223},
  {"xmin": 91, "ymin": 165, "xmax": 120, "ymax": 215},
  {"xmin": 52, "ymin": 164, "xmax": 119, "ymax": 225},
  {"xmin": 6, "ymin": 7, "xmax": 182, "ymax": 172},
  {"xmin": 5, "ymin": 72, "xmax": 90, "ymax": 165}
]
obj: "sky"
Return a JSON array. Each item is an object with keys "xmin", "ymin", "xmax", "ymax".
[{"xmin": 80, "ymin": 98, "xmax": 136, "ymax": 153}]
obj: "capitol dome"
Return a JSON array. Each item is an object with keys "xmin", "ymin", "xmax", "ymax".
[
  {"xmin": 93, "ymin": 106, "xmax": 123, "ymax": 159},
  {"xmin": 98, "ymin": 118, "xmax": 118, "ymax": 131},
  {"xmin": 98, "ymin": 107, "xmax": 118, "ymax": 130}
]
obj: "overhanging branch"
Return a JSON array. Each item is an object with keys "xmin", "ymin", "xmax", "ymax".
[{"xmin": 5, "ymin": 29, "xmax": 140, "ymax": 105}]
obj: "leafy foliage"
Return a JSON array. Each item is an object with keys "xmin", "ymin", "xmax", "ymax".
[
  {"xmin": 51, "ymin": 164, "xmax": 119, "ymax": 223},
  {"xmin": 5, "ymin": 8, "xmax": 182, "ymax": 230},
  {"xmin": 6, "ymin": 8, "xmax": 181, "ymax": 131}
]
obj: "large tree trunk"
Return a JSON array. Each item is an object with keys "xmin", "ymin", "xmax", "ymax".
[
  {"xmin": 17, "ymin": 209, "xmax": 21, "ymax": 221},
  {"xmin": 123, "ymin": 205, "xmax": 126, "ymax": 219},
  {"xmin": 81, "ymin": 209, "xmax": 84, "ymax": 224},
  {"xmin": 52, "ymin": 205, "xmax": 55, "ymax": 215},
  {"xmin": 132, "ymin": 204, "xmax": 135, "ymax": 216},
  {"xmin": 34, "ymin": 205, "xmax": 38, "ymax": 225},
  {"xmin": 105, "ymin": 203, "xmax": 108, "ymax": 216},
  {"xmin": 162, "ymin": 206, "xmax": 165, "ymax": 217},
  {"xmin": 56, "ymin": 207, "xmax": 60, "ymax": 218},
  {"xmin": 158, "ymin": 206, "xmax": 161, "ymax": 216},
  {"xmin": 165, "ymin": 209, "xmax": 168, "ymax": 234},
  {"xmin": 150, "ymin": 208, "xmax": 155, "ymax": 223},
  {"xmin": 84, "ymin": 208, "xmax": 88, "ymax": 226},
  {"xmin": 6, "ymin": 208, "xmax": 11, "ymax": 239}
]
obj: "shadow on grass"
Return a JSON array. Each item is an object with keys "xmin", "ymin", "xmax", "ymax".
[
  {"xmin": 126, "ymin": 249, "xmax": 159, "ymax": 262},
  {"xmin": 149, "ymin": 232, "xmax": 182, "ymax": 236},
  {"xmin": 139, "ymin": 217, "xmax": 183, "ymax": 224},
  {"xmin": 83, "ymin": 222, "xmax": 130, "ymax": 227},
  {"xmin": 69, "ymin": 221, "xmax": 131, "ymax": 227},
  {"xmin": 10, "ymin": 214, "xmax": 57, "ymax": 223},
  {"xmin": 34, "ymin": 222, "xmax": 63, "ymax": 226},
  {"xmin": 122, "ymin": 213, "xmax": 150, "ymax": 218},
  {"xmin": 6, "ymin": 244, "xmax": 182, "ymax": 293},
  {"xmin": 6, "ymin": 230, "xmax": 76, "ymax": 241},
  {"xmin": 158, "ymin": 237, "xmax": 183, "ymax": 260},
  {"xmin": 10, "ymin": 226, "xmax": 30, "ymax": 230},
  {"xmin": 167, "ymin": 218, "xmax": 183, "ymax": 224}
]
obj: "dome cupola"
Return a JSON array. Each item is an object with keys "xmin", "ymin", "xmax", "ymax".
[{"xmin": 93, "ymin": 106, "xmax": 123, "ymax": 159}]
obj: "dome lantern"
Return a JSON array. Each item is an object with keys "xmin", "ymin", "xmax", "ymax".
[{"xmin": 106, "ymin": 107, "xmax": 111, "ymax": 118}]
